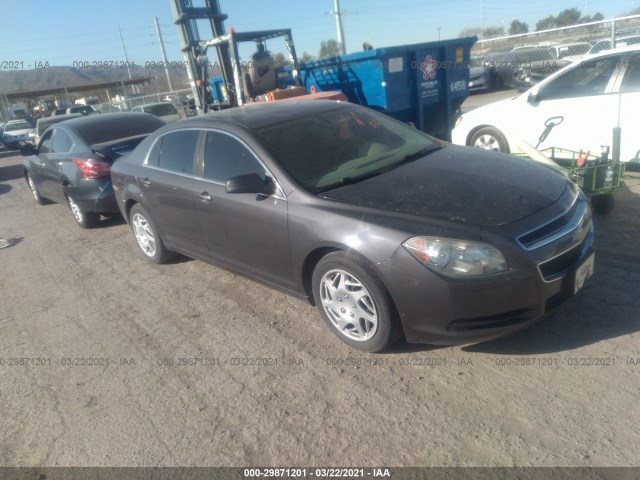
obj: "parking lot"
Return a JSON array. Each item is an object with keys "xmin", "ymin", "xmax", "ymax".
[{"xmin": 1, "ymin": 147, "xmax": 640, "ymax": 467}]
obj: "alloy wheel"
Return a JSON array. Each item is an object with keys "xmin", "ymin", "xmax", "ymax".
[
  {"xmin": 132, "ymin": 212, "xmax": 157, "ymax": 257},
  {"xmin": 319, "ymin": 269, "xmax": 378, "ymax": 342}
]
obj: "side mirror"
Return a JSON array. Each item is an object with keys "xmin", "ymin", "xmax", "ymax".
[
  {"xmin": 225, "ymin": 173, "xmax": 269, "ymax": 195},
  {"xmin": 527, "ymin": 92, "xmax": 539, "ymax": 104},
  {"xmin": 19, "ymin": 145, "xmax": 38, "ymax": 157}
]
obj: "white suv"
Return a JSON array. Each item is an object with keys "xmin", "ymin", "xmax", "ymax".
[{"xmin": 452, "ymin": 45, "xmax": 640, "ymax": 167}]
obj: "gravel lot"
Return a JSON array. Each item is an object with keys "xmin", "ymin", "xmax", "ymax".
[{"xmin": 1, "ymin": 149, "xmax": 639, "ymax": 468}]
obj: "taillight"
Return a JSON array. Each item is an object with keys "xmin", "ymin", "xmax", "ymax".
[{"xmin": 73, "ymin": 159, "xmax": 111, "ymax": 179}]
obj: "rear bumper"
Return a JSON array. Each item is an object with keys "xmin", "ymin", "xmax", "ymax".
[{"xmin": 64, "ymin": 179, "xmax": 119, "ymax": 214}]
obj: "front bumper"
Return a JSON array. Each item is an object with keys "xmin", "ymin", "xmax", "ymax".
[{"xmin": 376, "ymin": 189, "xmax": 594, "ymax": 345}]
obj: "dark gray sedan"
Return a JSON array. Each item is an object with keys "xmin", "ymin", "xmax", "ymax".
[
  {"xmin": 111, "ymin": 101, "xmax": 594, "ymax": 352},
  {"xmin": 22, "ymin": 113, "xmax": 166, "ymax": 228}
]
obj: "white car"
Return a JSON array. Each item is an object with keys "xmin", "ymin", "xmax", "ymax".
[
  {"xmin": 452, "ymin": 45, "xmax": 640, "ymax": 167},
  {"xmin": 1, "ymin": 119, "xmax": 33, "ymax": 150}
]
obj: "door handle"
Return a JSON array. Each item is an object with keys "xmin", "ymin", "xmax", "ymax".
[
  {"xmin": 140, "ymin": 178, "xmax": 152, "ymax": 187},
  {"xmin": 199, "ymin": 192, "xmax": 213, "ymax": 202}
]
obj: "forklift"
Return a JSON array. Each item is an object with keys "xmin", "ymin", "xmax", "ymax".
[{"xmin": 170, "ymin": 0, "xmax": 319, "ymax": 114}]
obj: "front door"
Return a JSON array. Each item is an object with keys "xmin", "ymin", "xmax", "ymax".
[{"xmin": 194, "ymin": 130, "xmax": 293, "ymax": 289}]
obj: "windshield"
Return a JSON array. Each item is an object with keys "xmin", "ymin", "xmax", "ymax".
[
  {"xmin": 251, "ymin": 106, "xmax": 440, "ymax": 193},
  {"xmin": 5, "ymin": 121, "xmax": 31, "ymax": 131}
]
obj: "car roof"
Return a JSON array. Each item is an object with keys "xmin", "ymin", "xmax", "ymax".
[
  {"xmin": 172, "ymin": 100, "xmax": 350, "ymax": 130},
  {"xmin": 37, "ymin": 113, "xmax": 82, "ymax": 124},
  {"xmin": 588, "ymin": 43, "xmax": 640, "ymax": 58}
]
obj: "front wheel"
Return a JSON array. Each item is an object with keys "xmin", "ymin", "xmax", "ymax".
[
  {"xmin": 67, "ymin": 195, "xmax": 99, "ymax": 228},
  {"xmin": 129, "ymin": 204, "xmax": 174, "ymax": 264},
  {"xmin": 26, "ymin": 172, "xmax": 46, "ymax": 205},
  {"xmin": 470, "ymin": 127, "xmax": 510, "ymax": 153},
  {"xmin": 312, "ymin": 252, "xmax": 401, "ymax": 352}
]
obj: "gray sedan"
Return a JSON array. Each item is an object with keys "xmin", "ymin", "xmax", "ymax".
[{"xmin": 111, "ymin": 101, "xmax": 594, "ymax": 352}]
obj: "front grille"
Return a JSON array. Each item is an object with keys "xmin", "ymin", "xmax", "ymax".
[
  {"xmin": 538, "ymin": 237, "xmax": 587, "ymax": 281},
  {"xmin": 447, "ymin": 309, "xmax": 535, "ymax": 333},
  {"xmin": 518, "ymin": 200, "xmax": 579, "ymax": 249}
]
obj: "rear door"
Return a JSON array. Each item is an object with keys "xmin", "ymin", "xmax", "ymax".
[
  {"xmin": 518, "ymin": 53, "xmax": 624, "ymax": 155},
  {"xmin": 30, "ymin": 130, "xmax": 54, "ymax": 197},
  {"xmin": 194, "ymin": 130, "xmax": 292, "ymax": 288},
  {"xmin": 38, "ymin": 128, "xmax": 73, "ymax": 204},
  {"xmin": 137, "ymin": 129, "xmax": 208, "ymax": 257}
]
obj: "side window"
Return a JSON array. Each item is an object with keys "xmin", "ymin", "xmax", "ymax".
[
  {"xmin": 204, "ymin": 131, "xmax": 265, "ymax": 183},
  {"xmin": 539, "ymin": 55, "xmax": 621, "ymax": 100},
  {"xmin": 157, "ymin": 130, "xmax": 199, "ymax": 174},
  {"xmin": 620, "ymin": 55, "xmax": 640, "ymax": 93},
  {"xmin": 51, "ymin": 130, "xmax": 72, "ymax": 153},
  {"xmin": 146, "ymin": 137, "xmax": 163, "ymax": 166},
  {"xmin": 39, "ymin": 130, "xmax": 54, "ymax": 153}
]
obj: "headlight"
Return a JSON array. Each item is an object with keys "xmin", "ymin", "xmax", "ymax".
[
  {"xmin": 28, "ymin": 129, "xmax": 36, "ymax": 138},
  {"xmin": 402, "ymin": 236, "xmax": 508, "ymax": 278}
]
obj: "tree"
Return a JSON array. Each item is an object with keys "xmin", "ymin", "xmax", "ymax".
[
  {"xmin": 535, "ymin": 8, "xmax": 604, "ymax": 31},
  {"xmin": 300, "ymin": 51, "xmax": 315, "ymax": 64},
  {"xmin": 319, "ymin": 39, "xmax": 342, "ymax": 59},
  {"xmin": 536, "ymin": 15, "xmax": 557, "ymax": 31},
  {"xmin": 272, "ymin": 52, "xmax": 287, "ymax": 67},
  {"xmin": 509, "ymin": 19, "xmax": 529, "ymax": 35},
  {"xmin": 459, "ymin": 27, "xmax": 481, "ymax": 38},
  {"xmin": 483, "ymin": 26, "xmax": 505, "ymax": 39},
  {"xmin": 556, "ymin": 8, "xmax": 581, "ymax": 27},
  {"xmin": 458, "ymin": 26, "xmax": 503, "ymax": 39}
]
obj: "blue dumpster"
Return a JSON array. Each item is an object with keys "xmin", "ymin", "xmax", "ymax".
[{"xmin": 300, "ymin": 37, "xmax": 477, "ymax": 140}]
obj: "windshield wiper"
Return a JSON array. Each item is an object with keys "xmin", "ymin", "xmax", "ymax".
[{"xmin": 396, "ymin": 145, "xmax": 444, "ymax": 165}]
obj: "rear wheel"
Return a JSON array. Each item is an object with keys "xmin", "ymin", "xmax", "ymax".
[
  {"xmin": 67, "ymin": 195, "xmax": 99, "ymax": 228},
  {"xmin": 129, "ymin": 204, "xmax": 174, "ymax": 264},
  {"xmin": 470, "ymin": 127, "xmax": 510, "ymax": 153},
  {"xmin": 312, "ymin": 252, "xmax": 401, "ymax": 352},
  {"xmin": 26, "ymin": 173, "xmax": 45, "ymax": 205}
]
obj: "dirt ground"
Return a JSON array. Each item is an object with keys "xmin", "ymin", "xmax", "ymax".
[{"xmin": 1, "ymin": 150, "xmax": 639, "ymax": 468}]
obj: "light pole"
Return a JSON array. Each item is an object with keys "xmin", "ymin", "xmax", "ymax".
[{"xmin": 333, "ymin": 0, "xmax": 347, "ymax": 56}]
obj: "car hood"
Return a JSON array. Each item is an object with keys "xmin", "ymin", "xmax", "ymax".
[
  {"xmin": 3, "ymin": 128, "xmax": 31, "ymax": 136},
  {"xmin": 321, "ymin": 145, "xmax": 568, "ymax": 227}
]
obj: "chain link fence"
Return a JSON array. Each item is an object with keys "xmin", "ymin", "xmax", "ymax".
[
  {"xmin": 92, "ymin": 88, "xmax": 193, "ymax": 114},
  {"xmin": 464, "ymin": 13, "xmax": 640, "ymax": 110}
]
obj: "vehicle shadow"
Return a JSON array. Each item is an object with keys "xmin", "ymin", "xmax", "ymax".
[
  {"xmin": 94, "ymin": 215, "xmax": 127, "ymax": 229},
  {"xmin": 0, "ymin": 183, "xmax": 11, "ymax": 196},
  {"xmin": 0, "ymin": 150, "xmax": 19, "ymax": 160},
  {"xmin": 0, "ymin": 163, "xmax": 25, "ymax": 182}
]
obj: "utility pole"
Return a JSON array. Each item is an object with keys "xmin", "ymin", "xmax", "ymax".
[
  {"xmin": 154, "ymin": 17, "xmax": 174, "ymax": 93},
  {"xmin": 333, "ymin": 0, "xmax": 347, "ymax": 55},
  {"xmin": 117, "ymin": 24, "xmax": 136, "ymax": 95},
  {"xmin": 437, "ymin": 27, "xmax": 442, "ymax": 40},
  {"xmin": 480, "ymin": 0, "xmax": 484, "ymax": 42}
]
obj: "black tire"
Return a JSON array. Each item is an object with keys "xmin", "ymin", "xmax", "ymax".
[
  {"xmin": 312, "ymin": 252, "xmax": 401, "ymax": 352},
  {"xmin": 591, "ymin": 194, "xmax": 615, "ymax": 215},
  {"xmin": 129, "ymin": 204, "xmax": 174, "ymax": 264},
  {"xmin": 469, "ymin": 127, "xmax": 510, "ymax": 153},
  {"xmin": 26, "ymin": 172, "xmax": 46, "ymax": 205},
  {"xmin": 67, "ymin": 195, "xmax": 99, "ymax": 229}
]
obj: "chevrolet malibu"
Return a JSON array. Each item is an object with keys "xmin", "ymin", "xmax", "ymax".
[{"xmin": 111, "ymin": 101, "xmax": 594, "ymax": 352}]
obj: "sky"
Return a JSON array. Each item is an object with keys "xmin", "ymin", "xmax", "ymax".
[{"xmin": 1, "ymin": 0, "xmax": 639, "ymax": 69}]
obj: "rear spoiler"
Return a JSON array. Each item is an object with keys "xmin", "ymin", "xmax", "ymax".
[{"xmin": 91, "ymin": 134, "xmax": 149, "ymax": 162}]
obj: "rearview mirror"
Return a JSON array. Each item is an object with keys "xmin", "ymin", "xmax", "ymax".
[{"xmin": 225, "ymin": 173, "xmax": 268, "ymax": 195}]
